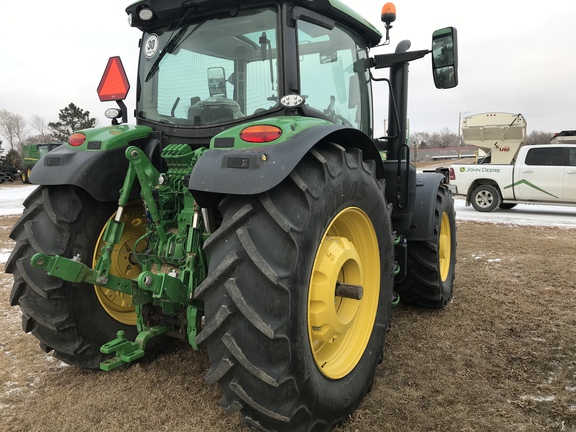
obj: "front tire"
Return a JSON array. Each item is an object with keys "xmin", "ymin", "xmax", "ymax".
[
  {"xmin": 6, "ymin": 186, "xmax": 139, "ymax": 368},
  {"xmin": 396, "ymin": 185, "xmax": 456, "ymax": 308},
  {"xmin": 195, "ymin": 143, "xmax": 394, "ymax": 431},
  {"xmin": 21, "ymin": 167, "xmax": 30, "ymax": 183},
  {"xmin": 471, "ymin": 184, "xmax": 500, "ymax": 212}
]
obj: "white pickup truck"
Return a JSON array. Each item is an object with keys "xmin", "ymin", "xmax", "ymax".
[{"xmin": 449, "ymin": 144, "xmax": 576, "ymax": 211}]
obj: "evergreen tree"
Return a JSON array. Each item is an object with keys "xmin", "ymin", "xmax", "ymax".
[{"xmin": 48, "ymin": 103, "xmax": 96, "ymax": 142}]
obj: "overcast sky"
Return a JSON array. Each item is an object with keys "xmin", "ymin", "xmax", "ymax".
[{"xmin": 2, "ymin": 0, "xmax": 575, "ymax": 144}]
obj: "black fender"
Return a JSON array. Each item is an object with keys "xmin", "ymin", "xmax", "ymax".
[
  {"xmin": 406, "ymin": 173, "xmax": 448, "ymax": 241},
  {"xmin": 29, "ymin": 139, "xmax": 161, "ymax": 202},
  {"xmin": 189, "ymin": 124, "xmax": 383, "ymax": 208}
]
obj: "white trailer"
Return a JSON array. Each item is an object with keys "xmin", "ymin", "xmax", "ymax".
[
  {"xmin": 551, "ymin": 130, "xmax": 576, "ymax": 144},
  {"xmin": 461, "ymin": 112, "xmax": 526, "ymax": 164}
]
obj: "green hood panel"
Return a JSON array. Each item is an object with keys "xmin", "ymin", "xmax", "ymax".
[
  {"xmin": 71, "ymin": 125, "xmax": 153, "ymax": 151},
  {"xmin": 210, "ymin": 116, "xmax": 333, "ymax": 149}
]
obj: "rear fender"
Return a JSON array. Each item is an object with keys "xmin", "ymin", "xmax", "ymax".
[
  {"xmin": 406, "ymin": 173, "xmax": 447, "ymax": 241},
  {"xmin": 189, "ymin": 122, "xmax": 383, "ymax": 208},
  {"xmin": 29, "ymin": 125, "xmax": 154, "ymax": 202}
]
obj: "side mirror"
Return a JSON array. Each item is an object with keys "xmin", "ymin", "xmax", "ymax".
[
  {"xmin": 208, "ymin": 67, "xmax": 227, "ymax": 97},
  {"xmin": 431, "ymin": 27, "xmax": 458, "ymax": 89}
]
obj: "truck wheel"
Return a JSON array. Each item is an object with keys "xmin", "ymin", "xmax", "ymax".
[
  {"xmin": 396, "ymin": 185, "xmax": 456, "ymax": 308},
  {"xmin": 470, "ymin": 184, "xmax": 500, "ymax": 212},
  {"xmin": 196, "ymin": 143, "xmax": 394, "ymax": 431},
  {"xmin": 6, "ymin": 186, "xmax": 139, "ymax": 368}
]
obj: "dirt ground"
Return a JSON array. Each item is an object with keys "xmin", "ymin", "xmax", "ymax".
[{"xmin": 2, "ymin": 185, "xmax": 576, "ymax": 431}]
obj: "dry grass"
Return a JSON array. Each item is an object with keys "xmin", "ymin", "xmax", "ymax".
[{"xmin": 2, "ymin": 213, "xmax": 576, "ymax": 431}]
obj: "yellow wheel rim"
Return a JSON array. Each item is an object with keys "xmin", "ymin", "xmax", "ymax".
[
  {"xmin": 439, "ymin": 212, "xmax": 451, "ymax": 282},
  {"xmin": 93, "ymin": 202, "xmax": 145, "ymax": 326},
  {"xmin": 308, "ymin": 207, "xmax": 380, "ymax": 379}
]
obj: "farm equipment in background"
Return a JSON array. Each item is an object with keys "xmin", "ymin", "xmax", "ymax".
[
  {"xmin": 551, "ymin": 130, "xmax": 576, "ymax": 144},
  {"xmin": 6, "ymin": 1, "xmax": 458, "ymax": 430},
  {"xmin": 461, "ymin": 112, "xmax": 526, "ymax": 164},
  {"xmin": 20, "ymin": 142, "xmax": 63, "ymax": 182}
]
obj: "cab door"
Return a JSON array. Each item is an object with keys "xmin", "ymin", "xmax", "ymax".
[{"xmin": 514, "ymin": 147, "xmax": 564, "ymax": 201}]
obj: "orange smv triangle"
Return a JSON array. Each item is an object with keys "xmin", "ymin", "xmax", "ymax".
[{"xmin": 97, "ymin": 56, "xmax": 130, "ymax": 102}]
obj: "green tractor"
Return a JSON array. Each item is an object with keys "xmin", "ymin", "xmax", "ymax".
[
  {"xmin": 20, "ymin": 142, "xmax": 63, "ymax": 182},
  {"xmin": 6, "ymin": 1, "xmax": 458, "ymax": 430}
]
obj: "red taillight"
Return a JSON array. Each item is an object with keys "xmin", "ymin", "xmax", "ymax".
[
  {"xmin": 449, "ymin": 167, "xmax": 455, "ymax": 181},
  {"xmin": 69, "ymin": 133, "xmax": 86, "ymax": 147},
  {"xmin": 240, "ymin": 125, "xmax": 282, "ymax": 143}
]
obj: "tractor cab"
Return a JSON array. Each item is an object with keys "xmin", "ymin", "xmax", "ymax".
[
  {"xmin": 122, "ymin": 0, "xmax": 381, "ymax": 146},
  {"xmin": 117, "ymin": 0, "xmax": 456, "ymax": 154}
]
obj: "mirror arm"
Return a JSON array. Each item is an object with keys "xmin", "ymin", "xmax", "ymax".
[{"xmin": 371, "ymin": 49, "xmax": 430, "ymax": 69}]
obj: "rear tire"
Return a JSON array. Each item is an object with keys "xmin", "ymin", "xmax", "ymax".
[
  {"xmin": 396, "ymin": 185, "xmax": 456, "ymax": 308},
  {"xmin": 195, "ymin": 143, "xmax": 394, "ymax": 431},
  {"xmin": 6, "ymin": 186, "xmax": 138, "ymax": 368},
  {"xmin": 470, "ymin": 184, "xmax": 500, "ymax": 212}
]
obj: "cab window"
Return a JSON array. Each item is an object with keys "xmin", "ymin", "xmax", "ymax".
[{"xmin": 297, "ymin": 20, "xmax": 372, "ymax": 134}]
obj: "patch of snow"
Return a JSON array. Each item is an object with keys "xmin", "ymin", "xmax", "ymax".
[
  {"xmin": 455, "ymin": 197, "xmax": 576, "ymax": 228},
  {"xmin": 520, "ymin": 395, "xmax": 556, "ymax": 402},
  {"xmin": 43, "ymin": 354, "xmax": 70, "ymax": 369},
  {"xmin": 0, "ymin": 248, "xmax": 12, "ymax": 264},
  {"xmin": 3, "ymin": 381, "xmax": 22, "ymax": 396},
  {"xmin": 3, "ymin": 185, "xmax": 576, "ymax": 228},
  {"xmin": 0, "ymin": 185, "xmax": 37, "ymax": 216}
]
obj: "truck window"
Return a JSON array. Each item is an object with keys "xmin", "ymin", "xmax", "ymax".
[
  {"xmin": 524, "ymin": 147, "xmax": 564, "ymax": 166},
  {"xmin": 569, "ymin": 148, "xmax": 576, "ymax": 166}
]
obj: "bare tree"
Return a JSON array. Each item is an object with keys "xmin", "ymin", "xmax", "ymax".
[
  {"xmin": 0, "ymin": 109, "xmax": 27, "ymax": 151},
  {"xmin": 526, "ymin": 130, "xmax": 554, "ymax": 144},
  {"xmin": 419, "ymin": 128, "xmax": 456, "ymax": 148},
  {"xmin": 410, "ymin": 131, "xmax": 431, "ymax": 149},
  {"xmin": 437, "ymin": 127, "xmax": 458, "ymax": 148},
  {"xmin": 30, "ymin": 115, "xmax": 51, "ymax": 142},
  {"xmin": 13, "ymin": 114, "xmax": 27, "ymax": 149},
  {"xmin": 25, "ymin": 134, "xmax": 55, "ymax": 145}
]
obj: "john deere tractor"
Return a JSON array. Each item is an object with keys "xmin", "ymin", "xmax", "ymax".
[{"xmin": 7, "ymin": 1, "xmax": 458, "ymax": 430}]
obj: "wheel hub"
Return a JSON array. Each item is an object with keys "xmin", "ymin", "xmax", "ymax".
[
  {"xmin": 438, "ymin": 211, "xmax": 451, "ymax": 282},
  {"xmin": 476, "ymin": 191, "xmax": 493, "ymax": 207},
  {"xmin": 93, "ymin": 203, "xmax": 145, "ymax": 326},
  {"xmin": 309, "ymin": 236, "xmax": 362, "ymax": 344},
  {"xmin": 308, "ymin": 207, "xmax": 380, "ymax": 379}
]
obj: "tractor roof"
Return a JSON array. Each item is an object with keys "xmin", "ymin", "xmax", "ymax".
[{"xmin": 126, "ymin": 0, "xmax": 382, "ymax": 47}]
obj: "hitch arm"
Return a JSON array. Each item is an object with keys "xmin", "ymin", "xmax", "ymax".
[{"xmin": 30, "ymin": 253, "xmax": 133, "ymax": 295}]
